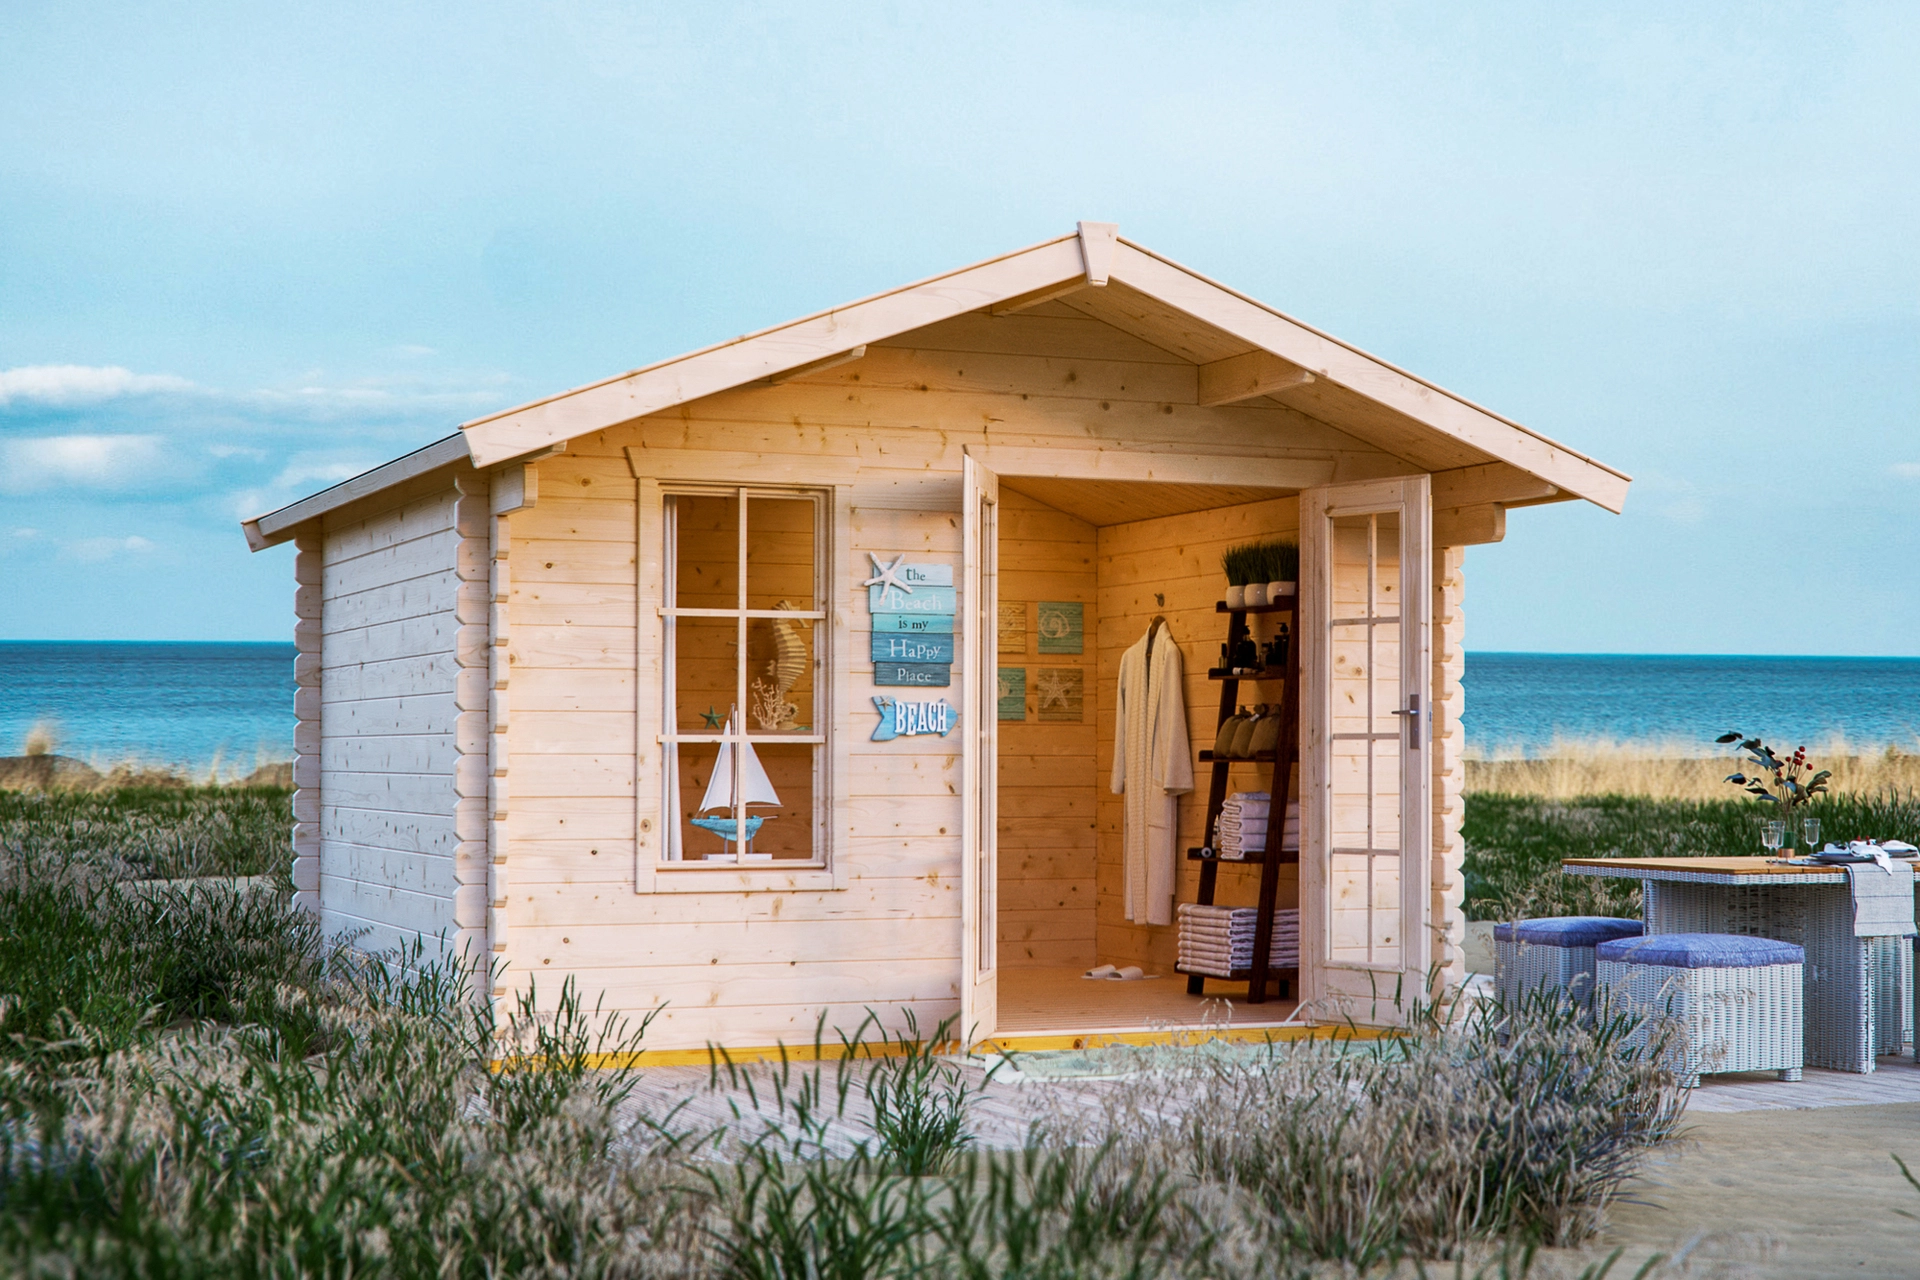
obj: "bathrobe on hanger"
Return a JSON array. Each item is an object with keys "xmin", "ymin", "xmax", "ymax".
[{"xmin": 1111, "ymin": 621, "xmax": 1194, "ymax": 925}]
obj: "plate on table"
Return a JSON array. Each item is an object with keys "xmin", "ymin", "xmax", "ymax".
[{"xmin": 1812, "ymin": 851, "xmax": 1877, "ymax": 864}]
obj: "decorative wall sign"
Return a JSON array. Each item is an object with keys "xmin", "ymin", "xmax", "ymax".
[
  {"xmin": 997, "ymin": 667, "xmax": 1027, "ymax": 721},
  {"xmin": 1034, "ymin": 667, "xmax": 1085, "ymax": 723},
  {"xmin": 873, "ymin": 612, "xmax": 952, "ymax": 633},
  {"xmin": 864, "ymin": 555, "xmax": 954, "ymax": 696},
  {"xmin": 870, "ymin": 633, "xmax": 956, "ymax": 664},
  {"xmin": 1036, "ymin": 601, "xmax": 1084, "ymax": 654},
  {"xmin": 869, "ymin": 584, "xmax": 956, "ymax": 614},
  {"xmin": 875, "ymin": 663, "xmax": 951, "ymax": 687},
  {"xmin": 997, "ymin": 601, "xmax": 1027, "ymax": 654},
  {"xmin": 870, "ymin": 696, "xmax": 959, "ymax": 741}
]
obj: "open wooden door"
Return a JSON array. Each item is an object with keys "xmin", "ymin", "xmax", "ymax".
[
  {"xmin": 960, "ymin": 454, "xmax": 1000, "ymax": 1044},
  {"xmin": 1299, "ymin": 476, "xmax": 1433, "ymax": 1024}
]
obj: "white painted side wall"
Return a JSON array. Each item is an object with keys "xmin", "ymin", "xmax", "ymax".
[{"xmin": 319, "ymin": 482, "xmax": 463, "ymax": 959}]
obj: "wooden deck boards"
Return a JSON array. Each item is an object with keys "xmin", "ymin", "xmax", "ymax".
[{"xmin": 996, "ymin": 965, "xmax": 1299, "ymax": 1035}]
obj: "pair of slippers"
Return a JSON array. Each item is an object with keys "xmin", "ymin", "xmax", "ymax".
[{"xmin": 1082, "ymin": 964, "xmax": 1153, "ymax": 981}]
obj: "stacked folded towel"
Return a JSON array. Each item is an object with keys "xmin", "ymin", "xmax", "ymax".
[
  {"xmin": 1215, "ymin": 792, "xmax": 1300, "ymax": 859},
  {"xmin": 1176, "ymin": 903, "xmax": 1301, "ymax": 977}
]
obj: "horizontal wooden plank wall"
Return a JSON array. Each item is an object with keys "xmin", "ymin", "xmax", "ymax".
[
  {"xmin": 498, "ymin": 302, "xmax": 1417, "ymax": 1051},
  {"xmin": 1095, "ymin": 497, "xmax": 1302, "ymax": 974},
  {"xmin": 995, "ymin": 487, "xmax": 1097, "ymax": 970},
  {"xmin": 319, "ymin": 479, "xmax": 462, "ymax": 959}
]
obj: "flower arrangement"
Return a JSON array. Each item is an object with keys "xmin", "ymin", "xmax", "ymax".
[{"xmin": 1716, "ymin": 731, "xmax": 1831, "ymax": 817}]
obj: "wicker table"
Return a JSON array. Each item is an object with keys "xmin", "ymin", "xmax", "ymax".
[{"xmin": 1562, "ymin": 857, "xmax": 1913, "ymax": 1073}]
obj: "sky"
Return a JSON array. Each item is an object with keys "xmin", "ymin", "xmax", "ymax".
[{"xmin": 1, "ymin": 2, "xmax": 1915, "ymax": 654}]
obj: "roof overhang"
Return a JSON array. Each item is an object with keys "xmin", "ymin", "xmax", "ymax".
[
  {"xmin": 241, "ymin": 433, "xmax": 471, "ymax": 551},
  {"xmin": 244, "ymin": 220, "xmax": 1629, "ymax": 551}
]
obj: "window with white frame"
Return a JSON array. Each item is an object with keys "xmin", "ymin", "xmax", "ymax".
[{"xmin": 662, "ymin": 487, "xmax": 828, "ymax": 864}]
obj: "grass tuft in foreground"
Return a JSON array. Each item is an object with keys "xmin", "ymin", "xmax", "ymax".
[{"xmin": 0, "ymin": 786, "xmax": 1688, "ymax": 1277}]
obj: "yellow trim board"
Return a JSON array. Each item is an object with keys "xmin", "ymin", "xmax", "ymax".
[
  {"xmin": 573, "ymin": 1038, "xmax": 946, "ymax": 1071},
  {"xmin": 974, "ymin": 1023, "xmax": 1386, "ymax": 1055},
  {"xmin": 544, "ymin": 1022, "xmax": 1388, "ymax": 1070}
]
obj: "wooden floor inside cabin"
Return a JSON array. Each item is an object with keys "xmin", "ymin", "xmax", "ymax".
[{"xmin": 994, "ymin": 966, "xmax": 1299, "ymax": 1035}]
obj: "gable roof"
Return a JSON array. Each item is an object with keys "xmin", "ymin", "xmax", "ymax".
[{"xmin": 244, "ymin": 222, "xmax": 1628, "ymax": 550}]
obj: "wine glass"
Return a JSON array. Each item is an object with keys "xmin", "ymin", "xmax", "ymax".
[
  {"xmin": 1802, "ymin": 816, "xmax": 1822, "ymax": 856},
  {"xmin": 1761, "ymin": 819, "xmax": 1786, "ymax": 859}
]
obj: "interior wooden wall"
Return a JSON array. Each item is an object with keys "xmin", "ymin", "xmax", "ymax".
[
  {"xmin": 1095, "ymin": 497, "xmax": 1302, "ymax": 974},
  {"xmin": 995, "ymin": 487, "xmax": 1098, "ymax": 970}
]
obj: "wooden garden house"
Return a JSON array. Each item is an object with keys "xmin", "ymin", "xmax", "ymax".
[{"xmin": 242, "ymin": 223, "xmax": 1630, "ymax": 1054}]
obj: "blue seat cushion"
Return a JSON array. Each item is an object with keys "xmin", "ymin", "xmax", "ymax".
[
  {"xmin": 1597, "ymin": 932, "xmax": 1805, "ymax": 969},
  {"xmin": 1493, "ymin": 916, "xmax": 1644, "ymax": 948}
]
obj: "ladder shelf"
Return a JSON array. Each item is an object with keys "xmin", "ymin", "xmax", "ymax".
[{"xmin": 1180, "ymin": 599, "xmax": 1300, "ymax": 1004}]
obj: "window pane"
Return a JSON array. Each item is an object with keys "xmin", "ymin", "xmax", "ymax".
[
  {"xmin": 748, "ymin": 743, "xmax": 818, "ymax": 861},
  {"xmin": 1329, "ymin": 515, "xmax": 1373, "ymax": 614},
  {"xmin": 1330, "ymin": 622, "xmax": 1370, "ymax": 735},
  {"xmin": 1369, "ymin": 619, "xmax": 1402, "ymax": 734},
  {"xmin": 673, "ymin": 493, "xmax": 739, "ymax": 608},
  {"xmin": 1371, "ymin": 511, "xmax": 1401, "ymax": 617},
  {"xmin": 1371, "ymin": 856, "xmax": 1401, "ymax": 957},
  {"xmin": 675, "ymin": 742, "xmax": 727, "ymax": 863},
  {"xmin": 1329, "ymin": 853, "xmax": 1371, "ymax": 963},
  {"xmin": 747, "ymin": 496, "xmax": 817, "ymax": 611},
  {"xmin": 673, "ymin": 616, "xmax": 739, "ymax": 733},
  {"xmin": 747, "ymin": 614, "xmax": 816, "ymax": 733}
]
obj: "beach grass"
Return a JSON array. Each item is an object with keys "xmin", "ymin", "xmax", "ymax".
[
  {"xmin": 1460, "ymin": 735, "xmax": 1920, "ymax": 920},
  {"xmin": 1465, "ymin": 732, "xmax": 1920, "ymax": 802},
  {"xmin": 0, "ymin": 785, "xmax": 1681, "ymax": 1277}
]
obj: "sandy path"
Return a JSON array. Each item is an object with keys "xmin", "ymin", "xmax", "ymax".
[{"xmin": 1554, "ymin": 1102, "xmax": 1920, "ymax": 1279}]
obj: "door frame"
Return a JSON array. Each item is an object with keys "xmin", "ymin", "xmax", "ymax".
[
  {"xmin": 1298, "ymin": 476, "xmax": 1433, "ymax": 1023},
  {"xmin": 960, "ymin": 454, "xmax": 1000, "ymax": 1044}
]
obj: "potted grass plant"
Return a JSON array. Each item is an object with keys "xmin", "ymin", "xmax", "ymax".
[
  {"xmin": 1222, "ymin": 543, "xmax": 1264, "ymax": 607},
  {"xmin": 1264, "ymin": 540, "xmax": 1300, "ymax": 601}
]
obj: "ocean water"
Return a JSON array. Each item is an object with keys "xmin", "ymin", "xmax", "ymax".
[
  {"xmin": 3, "ymin": 643, "xmax": 1917, "ymax": 771},
  {"xmin": 0, "ymin": 642, "xmax": 298, "ymax": 775},
  {"xmin": 1465, "ymin": 653, "xmax": 1920, "ymax": 755}
]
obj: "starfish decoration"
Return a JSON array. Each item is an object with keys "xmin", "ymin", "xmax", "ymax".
[
  {"xmin": 862, "ymin": 552, "xmax": 913, "ymax": 594},
  {"xmin": 700, "ymin": 706, "xmax": 723, "ymax": 729},
  {"xmin": 1035, "ymin": 668, "xmax": 1075, "ymax": 711}
]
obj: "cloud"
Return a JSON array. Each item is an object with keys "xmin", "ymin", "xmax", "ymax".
[
  {"xmin": 0, "ymin": 365, "xmax": 192, "ymax": 407},
  {"xmin": 272, "ymin": 460, "xmax": 367, "ymax": 490},
  {"xmin": 0, "ymin": 434, "xmax": 175, "ymax": 494},
  {"xmin": 229, "ymin": 454, "xmax": 381, "ymax": 521},
  {"xmin": 63, "ymin": 535, "xmax": 156, "ymax": 563},
  {"xmin": 1892, "ymin": 462, "xmax": 1920, "ymax": 479}
]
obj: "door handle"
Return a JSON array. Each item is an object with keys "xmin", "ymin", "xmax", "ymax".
[{"xmin": 1391, "ymin": 695, "xmax": 1421, "ymax": 749}]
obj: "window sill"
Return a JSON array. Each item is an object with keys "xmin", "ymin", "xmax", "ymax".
[{"xmin": 647, "ymin": 863, "xmax": 837, "ymax": 894}]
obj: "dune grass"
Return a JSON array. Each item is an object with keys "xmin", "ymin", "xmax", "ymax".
[
  {"xmin": 1460, "ymin": 735, "xmax": 1920, "ymax": 920},
  {"xmin": 1465, "ymin": 734, "xmax": 1920, "ymax": 803},
  {"xmin": 0, "ymin": 786, "xmax": 1681, "ymax": 1277}
]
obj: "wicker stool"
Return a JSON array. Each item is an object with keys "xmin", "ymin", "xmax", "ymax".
[
  {"xmin": 1597, "ymin": 933, "xmax": 1805, "ymax": 1087},
  {"xmin": 1494, "ymin": 916, "xmax": 1643, "ymax": 1009}
]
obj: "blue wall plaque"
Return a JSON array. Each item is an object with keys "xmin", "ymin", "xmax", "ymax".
[
  {"xmin": 874, "ymin": 662, "xmax": 951, "ymax": 687},
  {"xmin": 871, "ymin": 633, "xmax": 956, "ymax": 664}
]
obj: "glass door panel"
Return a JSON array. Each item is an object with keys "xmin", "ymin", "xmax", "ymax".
[{"xmin": 1302, "ymin": 479, "xmax": 1431, "ymax": 1021}]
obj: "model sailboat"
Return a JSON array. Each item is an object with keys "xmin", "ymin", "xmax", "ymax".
[{"xmin": 689, "ymin": 708, "xmax": 780, "ymax": 856}]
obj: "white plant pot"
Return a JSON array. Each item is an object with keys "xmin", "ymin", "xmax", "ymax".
[
  {"xmin": 1245, "ymin": 582, "xmax": 1269, "ymax": 607},
  {"xmin": 1225, "ymin": 584, "xmax": 1246, "ymax": 608},
  {"xmin": 1269, "ymin": 580, "xmax": 1296, "ymax": 599}
]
